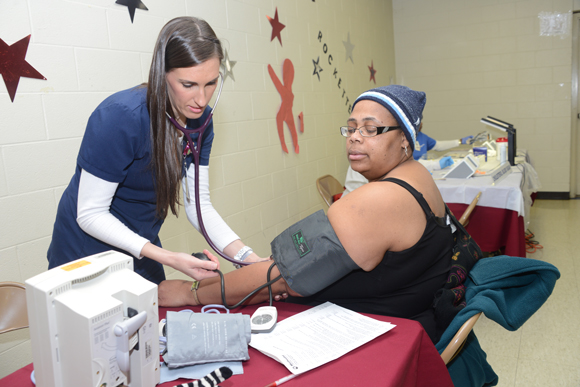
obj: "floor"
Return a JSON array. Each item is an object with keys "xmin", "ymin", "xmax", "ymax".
[{"xmin": 474, "ymin": 199, "xmax": 580, "ymax": 387}]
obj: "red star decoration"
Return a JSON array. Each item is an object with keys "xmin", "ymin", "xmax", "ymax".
[
  {"xmin": 368, "ymin": 60, "xmax": 377, "ymax": 84},
  {"xmin": 0, "ymin": 35, "xmax": 46, "ymax": 102},
  {"xmin": 267, "ymin": 8, "xmax": 285, "ymax": 46}
]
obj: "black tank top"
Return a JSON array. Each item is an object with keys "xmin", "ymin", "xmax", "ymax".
[{"xmin": 287, "ymin": 177, "xmax": 454, "ymax": 343}]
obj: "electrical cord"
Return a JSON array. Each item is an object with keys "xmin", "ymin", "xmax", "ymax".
[{"xmin": 525, "ymin": 229, "xmax": 543, "ymax": 253}]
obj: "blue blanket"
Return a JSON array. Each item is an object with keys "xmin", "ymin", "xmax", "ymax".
[{"xmin": 436, "ymin": 256, "xmax": 560, "ymax": 387}]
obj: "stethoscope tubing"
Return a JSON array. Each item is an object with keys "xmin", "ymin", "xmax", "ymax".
[{"xmin": 166, "ymin": 73, "xmax": 250, "ymax": 267}]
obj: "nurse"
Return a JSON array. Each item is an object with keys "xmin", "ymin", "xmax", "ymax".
[{"xmin": 47, "ymin": 17, "xmax": 267, "ymax": 284}]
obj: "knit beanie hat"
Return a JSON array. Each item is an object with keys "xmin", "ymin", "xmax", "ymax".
[{"xmin": 351, "ymin": 85, "xmax": 426, "ymax": 151}]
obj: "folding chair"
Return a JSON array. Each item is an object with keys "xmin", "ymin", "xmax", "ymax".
[
  {"xmin": 458, "ymin": 191, "xmax": 482, "ymax": 227},
  {"xmin": 0, "ymin": 281, "xmax": 29, "ymax": 334},
  {"xmin": 316, "ymin": 175, "xmax": 344, "ymax": 207}
]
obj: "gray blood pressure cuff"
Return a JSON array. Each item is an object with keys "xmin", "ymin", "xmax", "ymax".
[
  {"xmin": 271, "ymin": 209, "xmax": 358, "ymax": 297},
  {"xmin": 163, "ymin": 311, "xmax": 251, "ymax": 369}
]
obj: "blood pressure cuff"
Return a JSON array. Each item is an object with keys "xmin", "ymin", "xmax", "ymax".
[
  {"xmin": 271, "ymin": 209, "xmax": 358, "ymax": 297},
  {"xmin": 163, "ymin": 311, "xmax": 251, "ymax": 369}
]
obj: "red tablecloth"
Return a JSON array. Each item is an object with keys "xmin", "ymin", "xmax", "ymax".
[
  {"xmin": 1, "ymin": 303, "xmax": 452, "ymax": 387},
  {"xmin": 447, "ymin": 203, "xmax": 526, "ymax": 257},
  {"xmin": 160, "ymin": 303, "xmax": 452, "ymax": 387}
]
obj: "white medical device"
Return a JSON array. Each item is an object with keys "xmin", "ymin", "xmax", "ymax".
[
  {"xmin": 250, "ymin": 306, "xmax": 278, "ymax": 333},
  {"xmin": 25, "ymin": 251, "xmax": 160, "ymax": 387},
  {"xmin": 443, "ymin": 154, "xmax": 479, "ymax": 179}
]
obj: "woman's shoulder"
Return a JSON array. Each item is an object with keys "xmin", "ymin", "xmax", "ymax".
[
  {"xmin": 331, "ymin": 179, "xmax": 402, "ymax": 218},
  {"xmin": 386, "ymin": 163, "xmax": 446, "ymax": 216},
  {"xmin": 96, "ymin": 85, "xmax": 148, "ymax": 115},
  {"xmin": 85, "ymin": 85, "xmax": 150, "ymax": 144}
]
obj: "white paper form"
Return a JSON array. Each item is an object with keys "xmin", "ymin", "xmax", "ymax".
[{"xmin": 249, "ymin": 302, "xmax": 396, "ymax": 374}]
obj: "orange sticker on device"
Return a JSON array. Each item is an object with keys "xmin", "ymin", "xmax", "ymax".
[{"xmin": 61, "ymin": 260, "xmax": 91, "ymax": 271}]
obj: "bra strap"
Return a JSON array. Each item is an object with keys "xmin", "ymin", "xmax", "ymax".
[{"xmin": 379, "ymin": 177, "xmax": 433, "ymax": 217}]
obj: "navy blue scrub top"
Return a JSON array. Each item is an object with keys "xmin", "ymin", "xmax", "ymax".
[
  {"xmin": 413, "ymin": 131, "xmax": 436, "ymax": 160},
  {"xmin": 47, "ymin": 85, "xmax": 215, "ymax": 284}
]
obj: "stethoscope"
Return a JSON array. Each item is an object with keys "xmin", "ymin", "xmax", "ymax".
[{"xmin": 166, "ymin": 73, "xmax": 249, "ymax": 267}]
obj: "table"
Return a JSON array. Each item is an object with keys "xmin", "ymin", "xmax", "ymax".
[
  {"xmin": 446, "ymin": 202, "xmax": 525, "ymax": 256},
  {"xmin": 1, "ymin": 303, "xmax": 453, "ymax": 387},
  {"xmin": 431, "ymin": 153, "xmax": 538, "ymax": 257},
  {"xmin": 434, "ymin": 169, "xmax": 528, "ymax": 256}
]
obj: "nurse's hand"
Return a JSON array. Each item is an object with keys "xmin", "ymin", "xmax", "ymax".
[
  {"xmin": 172, "ymin": 249, "xmax": 220, "ymax": 280},
  {"xmin": 141, "ymin": 242, "xmax": 219, "ymax": 280},
  {"xmin": 438, "ymin": 156, "xmax": 454, "ymax": 169},
  {"xmin": 461, "ymin": 135, "xmax": 474, "ymax": 145}
]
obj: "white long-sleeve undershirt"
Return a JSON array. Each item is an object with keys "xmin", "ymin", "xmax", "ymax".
[
  {"xmin": 76, "ymin": 164, "xmax": 239, "ymax": 259},
  {"xmin": 183, "ymin": 164, "xmax": 239, "ymax": 252},
  {"xmin": 433, "ymin": 139, "xmax": 460, "ymax": 152},
  {"xmin": 77, "ymin": 169, "xmax": 149, "ymax": 258}
]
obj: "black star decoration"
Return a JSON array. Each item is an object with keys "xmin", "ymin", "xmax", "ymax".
[
  {"xmin": 312, "ymin": 56, "xmax": 323, "ymax": 81},
  {"xmin": 116, "ymin": 0, "xmax": 148, "ymax": 23}
]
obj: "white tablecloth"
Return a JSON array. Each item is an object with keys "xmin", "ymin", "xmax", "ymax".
[{"xmin": 433, "ymin": 167, "xmax": 526, "ymax": 216}]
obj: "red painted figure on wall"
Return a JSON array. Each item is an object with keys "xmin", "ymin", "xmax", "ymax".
[{"xmin": 268, "ymin": 59, "xmax": 304, "ymax": 154}]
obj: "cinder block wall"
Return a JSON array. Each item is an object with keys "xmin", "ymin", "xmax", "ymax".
[
  {"xmin": 393, "ymin": 0, "xmax": 576, "ymax": 193},
  {"xmin": 0, "ymin": 0, "xmax": 396, "ymax": 377}
]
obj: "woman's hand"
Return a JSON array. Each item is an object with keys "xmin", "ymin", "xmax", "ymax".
[
  {"xmin": 274, "ymin": 293, "xmax": 288, "ymax": 301},
  {"xmin": 158, "ymin": 280, "xmax": 194, "ymax": 307},
  {"xmin": 141, "ymin": 243, "xmax": 220, "ymax": 281},
  {"xmin": 169, "ymin": 249, "xmax": 220, "ymax": 280}
]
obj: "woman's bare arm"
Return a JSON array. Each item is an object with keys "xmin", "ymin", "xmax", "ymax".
[
  {"xmin": 328, "ymin": 180, "xmax": 427, "ymax": 272},
  {"xmin": 158, "ymin": 258, "xmax": 299, "ymax": 307}
]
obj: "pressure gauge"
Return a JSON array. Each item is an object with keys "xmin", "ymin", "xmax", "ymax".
[{"xmin": 250, "ymin": 306, "xmax": 277, "ymax": 333}]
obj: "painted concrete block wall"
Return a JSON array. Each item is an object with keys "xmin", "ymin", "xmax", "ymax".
[
  {"xmin": 0, "ymin": 0, "xmax": 396, "ymax": 377},
  {"xmin": 393, "ymin": 0, "xmax": 574, "ymax": 192}
]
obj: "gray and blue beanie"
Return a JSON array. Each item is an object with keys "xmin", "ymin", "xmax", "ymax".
[{"xmin": 351, "ymin": 85, "xmax": 426, "ymax": 151}]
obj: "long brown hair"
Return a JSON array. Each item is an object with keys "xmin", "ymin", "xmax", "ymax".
[{"xmin": 147, "ymin": 17, "xmax": 223, "ymax": 219}]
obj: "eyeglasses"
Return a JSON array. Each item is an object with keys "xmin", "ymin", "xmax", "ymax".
[{"xmin": 340, "ymin": 125, "xmax": 401, "ymax": 138}]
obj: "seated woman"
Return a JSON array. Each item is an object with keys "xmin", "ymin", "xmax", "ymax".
[{"xmin": 159, "ymin": 85, "xmax": 454, "ymax": 343}]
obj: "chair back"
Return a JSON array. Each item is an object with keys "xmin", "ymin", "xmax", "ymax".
[
  {"xmin": 316, "ymin": 175, "xmax": 344, "ymax": 207},
  {"xmin": 0, "ymin": 281, "xmax": 29, "ymax": 334},
  {"xmin": 458, "ymin": 191, "xmax": 482, "ymax": 227},
  {"xmin": 440, "ymin": 312, "xmax": 482, "ymax": 364}
]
